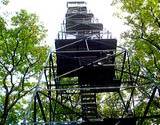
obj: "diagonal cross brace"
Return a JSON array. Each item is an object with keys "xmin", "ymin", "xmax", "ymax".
[{"xmin": 140, "ymin": 86, "xmax": 157, "ymax": 125}]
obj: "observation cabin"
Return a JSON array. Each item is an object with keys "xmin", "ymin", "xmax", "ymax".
[{"xmin": 55, "ymin": 1, "xmax": 120, "ymax": 91}]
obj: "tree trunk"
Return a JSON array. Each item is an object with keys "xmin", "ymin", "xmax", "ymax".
[
  {"xmin": 0, "ymin": 93, "xmax": 10, "ymax": 125},
  {"xmin": 0, "ymin": 111, "xmax": 8, "ymax": 125}
]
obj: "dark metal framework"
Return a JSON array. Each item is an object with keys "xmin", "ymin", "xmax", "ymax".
[
  {"xmin": 23, "ymin": 1, "xmax": 160, "ymax": 125},
  {"xmin": 30, "ymin": 49, "xmax": 160, "ymax": 125}
]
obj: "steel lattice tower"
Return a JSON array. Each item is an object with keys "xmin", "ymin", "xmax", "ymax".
[{"xmin": 23, "ymin": 1, "xmax": 160, "ymax": 125}]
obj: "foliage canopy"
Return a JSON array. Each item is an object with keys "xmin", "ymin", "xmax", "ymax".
[{"xmin": 0, "ymin": 4, "xmax": 48, "ymax": 124}]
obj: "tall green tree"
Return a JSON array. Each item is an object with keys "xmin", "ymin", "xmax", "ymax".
[
  {"xmin": 112, "ymin": 0, "xmax": 160, "ymax": 82},
  {"xmin": 112, "ymin": 0, "xmax": 160, "ymax": 124},
  {"xmin": 0, "ymin": 3, "xmax": 48, "ymax": 124}
]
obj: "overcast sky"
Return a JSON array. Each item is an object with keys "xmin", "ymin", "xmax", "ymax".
[{"xmin": 1, "ymin": 0, "xmax": 124, "ymax": 47}]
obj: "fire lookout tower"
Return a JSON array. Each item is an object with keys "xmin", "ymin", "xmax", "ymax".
[
  {"xmin": 24, "ymin": 1, "xmax": 160, "ymax": 125},
  {"xmin": 56, "ymin": 1, "xmax": 121, "ymax": 121}
]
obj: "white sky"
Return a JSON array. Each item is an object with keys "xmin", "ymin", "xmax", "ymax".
[{"xmin": 1, "ymin": 0, "xmax": 124, "ymax": 47}]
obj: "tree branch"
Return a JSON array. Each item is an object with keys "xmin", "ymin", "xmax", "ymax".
[
  {"xmin": 151, "ymin": 49, "xmax": 160, "ymax": 72},
  {"xmin": 2, "ymin": 74, "xmax": 9, "ymax": 93},
  {"xmin": 0, "ymin": 60, "xmax": 10, "ymax": 73},
  {"xmin": 11, "ymin": 38, "xmax": 20, "ymax": 68},
  {"xmin": 8, "ymin": 87, "xmax": 35, "ymax": 112},
  {"xmin": 150, "ymin": 7, "xmax": 160, "ymax": 28}
]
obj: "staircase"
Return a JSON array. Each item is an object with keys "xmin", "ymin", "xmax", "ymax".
[{"xmin": 81, "ymin": 90, "xmax": 99, "ymax": 121}]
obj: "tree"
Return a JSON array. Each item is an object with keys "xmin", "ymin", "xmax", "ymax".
[
  {"xmin": 112, "ymin": 0, "xmax": 160, "ymax": 123},
  {"xmin": 0, "ymin": 6, "xmax": 48, "ymax": 125},
  {"xmin": 112, "ymin": 0, "xmax": 160, "ymax": 82}
]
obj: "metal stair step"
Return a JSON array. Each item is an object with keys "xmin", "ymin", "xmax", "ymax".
[
  {"xmin": 82, "ymin": 111, "xmax": 97, "ymax": 115},
  {"xmin": 81, "ymin": 90, "xmax": 98, "ymax": 121},
  {"xmin": 81, "ymin": 94, "xmax": 96, "ymax": 97},
  {"xmin": 81, "ymin": 99, "xmax": 96, "ymax": 102}
]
